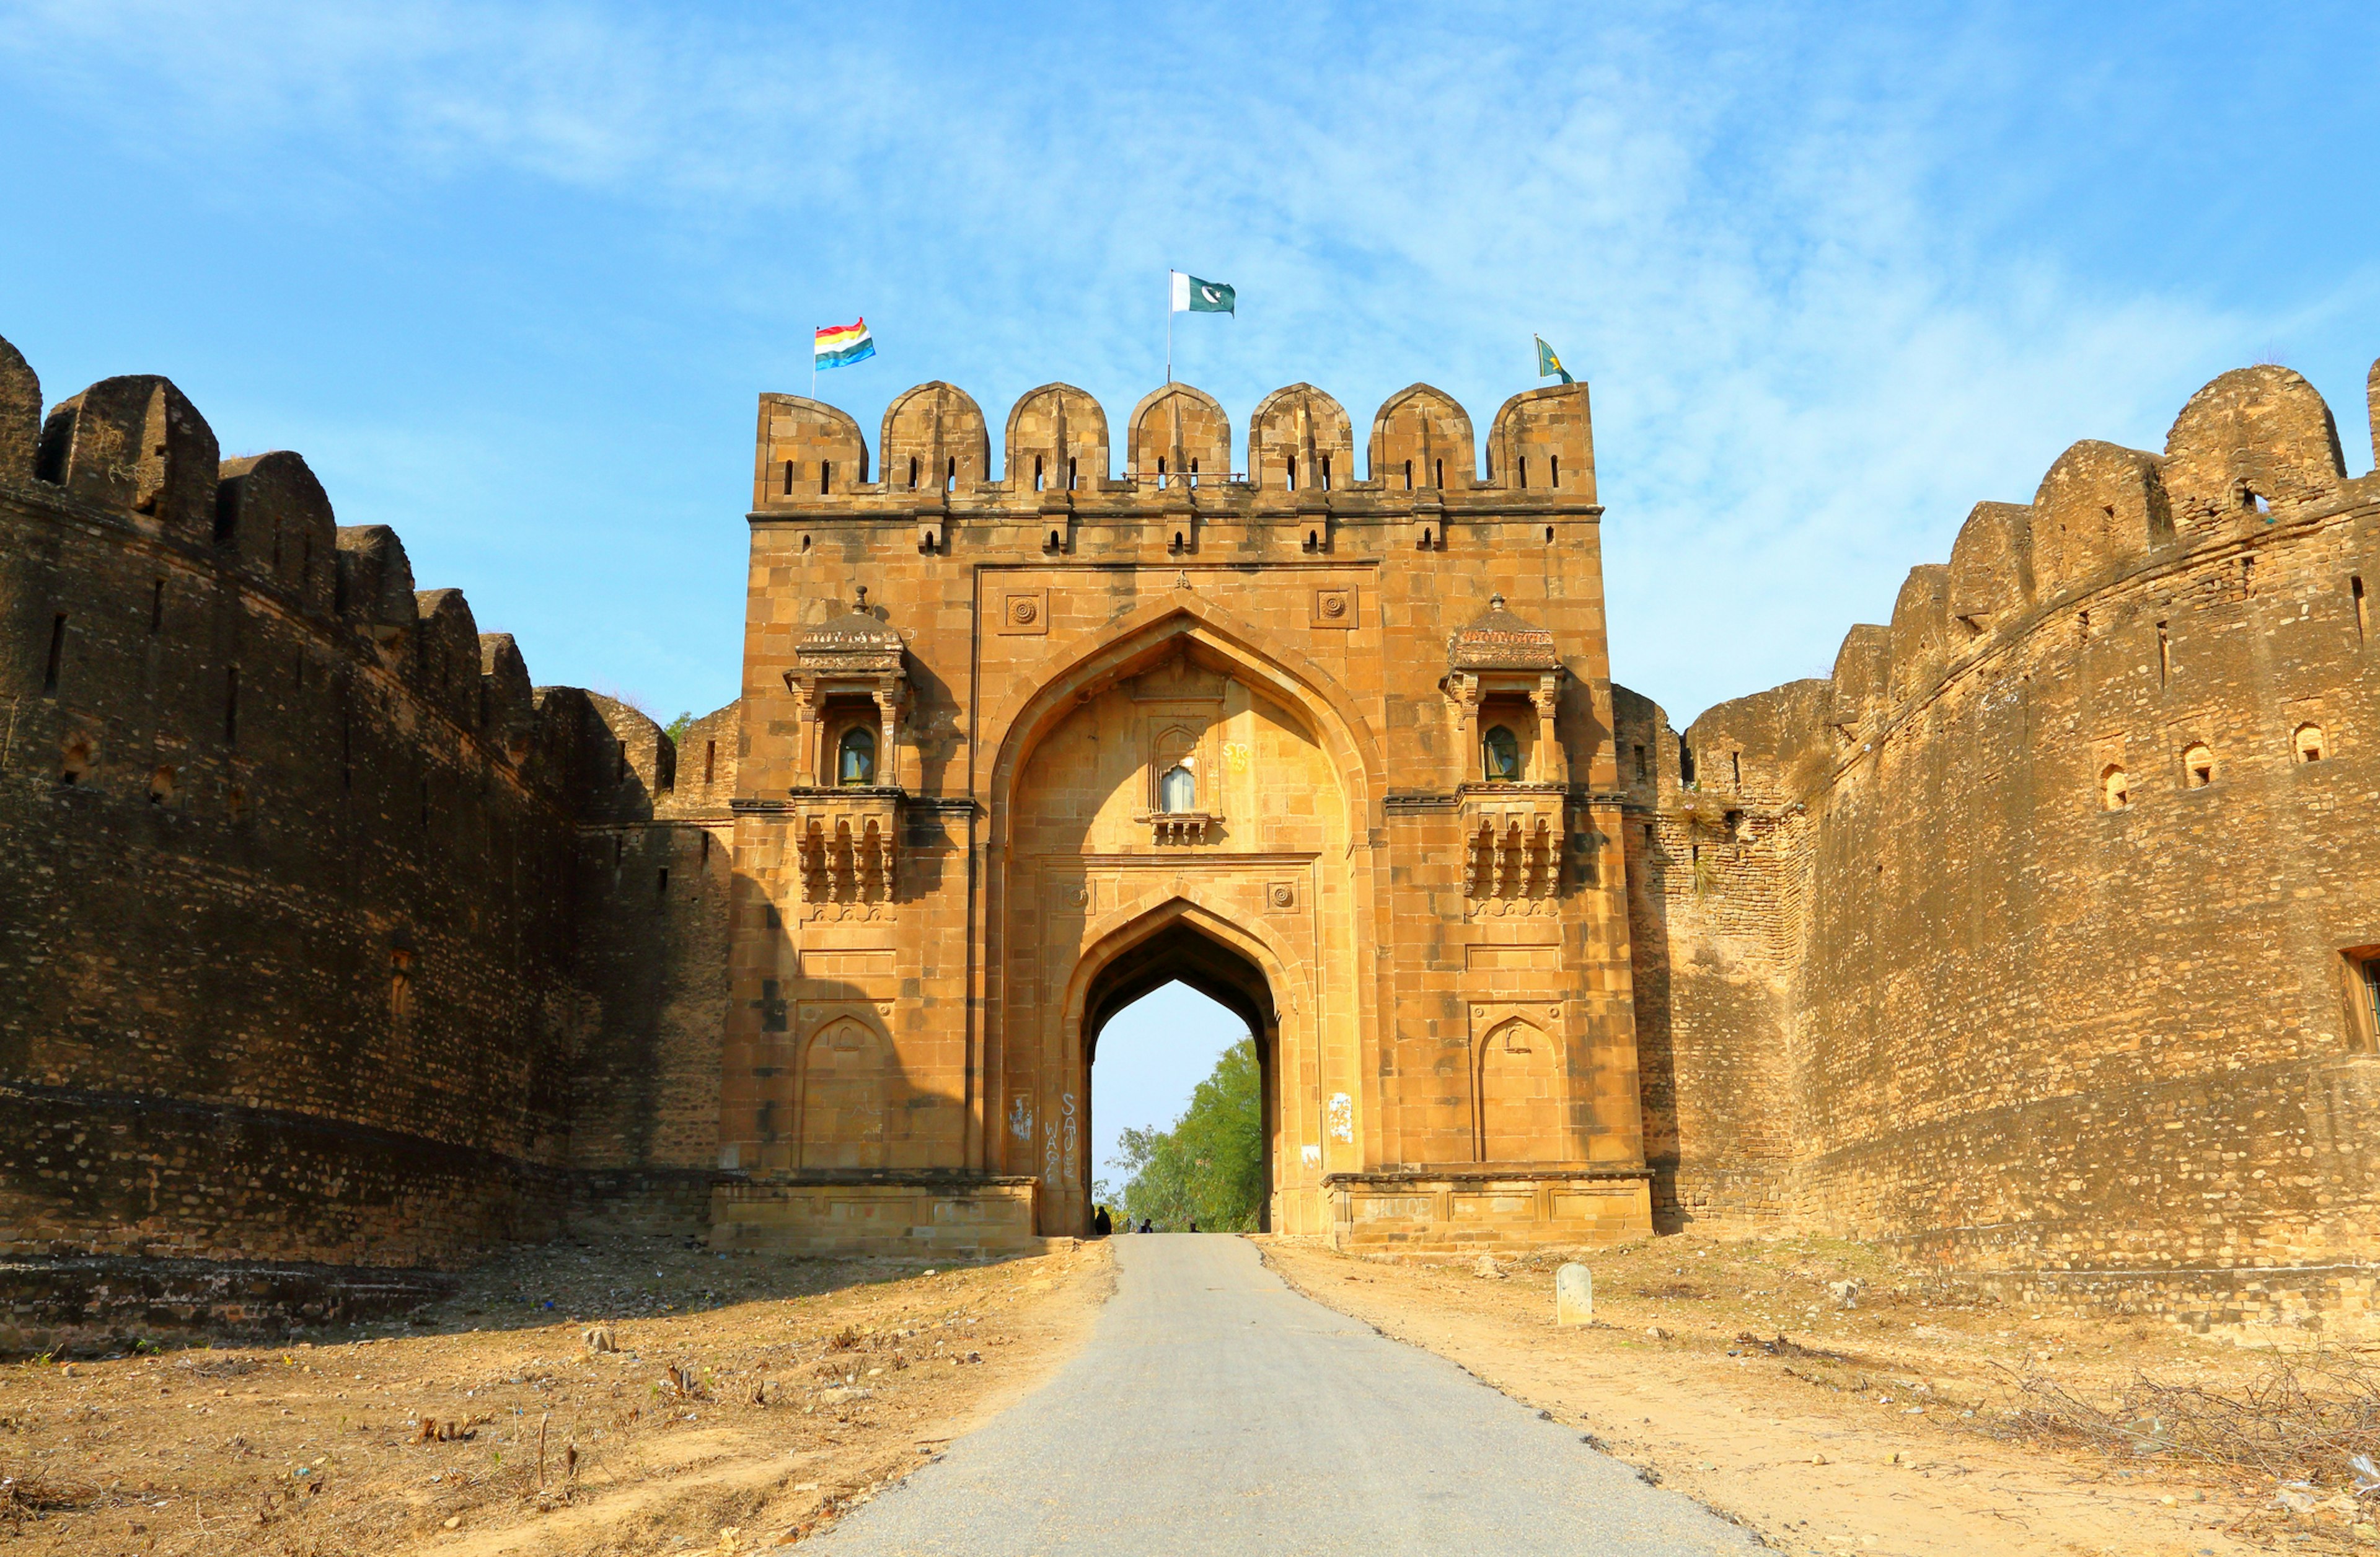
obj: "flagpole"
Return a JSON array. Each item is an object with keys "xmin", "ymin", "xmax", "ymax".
[{"xmin": 1165, "ymin": 271, "xmax": 1174, "ymax": 386}]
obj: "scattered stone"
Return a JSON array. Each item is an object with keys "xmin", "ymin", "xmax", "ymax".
[{"xmin": 582, "ymin": 1325, "xmax": 617, "ymax": 1354}]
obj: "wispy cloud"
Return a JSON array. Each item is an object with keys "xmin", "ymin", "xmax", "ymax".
[{"xmin": 0, "ymin": 0, "xmax": 2369, "ymax": 720}]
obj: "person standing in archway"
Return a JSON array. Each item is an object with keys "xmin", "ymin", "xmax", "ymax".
[{"xmin": 1093, "ymin": 1204, "xmax": 1113, "ymax": 1236}]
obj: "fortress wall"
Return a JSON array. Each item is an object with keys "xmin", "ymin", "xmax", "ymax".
[
  {"xmin": 1655, "ymin": 361, "xmax": 2380, "ymax": 1325},
  {"xmin": 563, "ymin": 696, "xmax": 738, "ymax": 1233},
  {"xmin": 0, "ymin": 333, "xmax": 711, "ymax": 1304}
]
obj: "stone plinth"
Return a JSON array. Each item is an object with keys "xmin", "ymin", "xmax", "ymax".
[
  {"xmin": 709, "ymin": 1176, "xmax": 1041, "ymax": 1258},
  {"xmin": 1325, "ymin": 1170, "xmax": 1652, "ymax": 1250}
]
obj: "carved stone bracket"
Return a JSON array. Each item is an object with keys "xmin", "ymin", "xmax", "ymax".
[
  {"xmin": 1459, "ymin": 786, "xmax": 1565, "ymax": 904},
  {"xmin": 1137, "ymin": 811, "xmax": 1219, "ymax": 846},
  {"xmin": 793, "ymin": 790, "xmax": 901, "ymax": 906}
]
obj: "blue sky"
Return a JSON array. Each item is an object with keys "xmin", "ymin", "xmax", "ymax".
[
  {"xmin": 6, "ymin": 0, "xmax": 2373, "ymax": 1160},
  {"xmin": 1, "ymin": 2, "xmax": 2374, "ymax": 728}
]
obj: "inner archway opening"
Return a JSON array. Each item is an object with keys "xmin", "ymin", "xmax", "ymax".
[{"xmin": 1083, "ymin": 922, "xmax": 1278, "ymax": 1235}]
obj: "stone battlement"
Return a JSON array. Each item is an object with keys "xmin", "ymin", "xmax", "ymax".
[
  {"xmin": 1615, "ymin": 356, "xmax": 2380, "ymax": 1337},
  {"xmin": 0, "ymin": 331, "xmax": 739, "ymax": 1336},
  {"xmin": 751, "ymin": 380, "xmax": 1599, "ymax": 554}
]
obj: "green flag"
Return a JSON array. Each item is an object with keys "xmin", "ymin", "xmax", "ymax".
[
  {"xmin": 1171, "ymin": 271, "xmax": 1235, "ymax": 314},
  {"xmin": 1535, "ymin": 335, "xmax": 1574, "ymax": 384}
]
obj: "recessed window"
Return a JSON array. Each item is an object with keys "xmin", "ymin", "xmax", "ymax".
[
  {"xmin": 839, "ymin": 725, "xmax": 877, "ymax": 786},
  {"xmin": 149, "ymin": 766, "xmax": 174, "ymax": 806},
  {"xmin": 1285, "ymin": 456, "xmax": 1297, "ymax": 492},
  {"xmin": 1158, "ymin": 763, "xmax": 1197, "ymax": 814},
  {"xmin": 43, "ymin": 613, "xmax": 66, "ymax": 694},
  {"xmin": 1633, "ymin": 743, "xmax": 1647, "ymax": 782},
  {"xmin": 908, "ymin": 456, "xmax": 919, "ymax": 490},
  {"xmin": 1550, "ymin": 454, "xmax": 1560, "ymax": 488},
  {"xmin": 2182, "ymin": 743, "xmax": 2214, "ymax": 788},
  {"xmin": 1320, "ymin": 454, "xmax": 1331, "ymax": 489},
  {"xmin": 2342, "ymin": 947, "xmax": 2380, "ymax": 1054},
  {"xmin": 2100, "ymin": 764, "xmax": 2131, "ymax": 811},
  {"xmin": 389, "ymin": 949, "xmax": 415, "ymax": 1023},
  {"xmin": 704, "ymin": 740, "xmax": 717, "ymax": 786},
  {"xmin": 2296, "ymin": 723, "xmax": 2329, "ymax": 764},
  {"xmin": 1482, "ymin": 725, "xmax": 1521, "ymax": 782}
]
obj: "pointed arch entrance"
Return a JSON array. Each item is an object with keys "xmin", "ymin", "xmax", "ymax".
[
  {"xmin": 984, "ymin": 607, "xmax": 1365, "ymax": 1236},
  {"xmin": 1068, "ymin": 898, "xmax": 1297, "ymax": 1233}
]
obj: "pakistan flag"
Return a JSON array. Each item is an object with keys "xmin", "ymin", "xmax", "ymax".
[{"xmin": 1170, "ymin": 271, "xmax": 1235, "ymax": 314}]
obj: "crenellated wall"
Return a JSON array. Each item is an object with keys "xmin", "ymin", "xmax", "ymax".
[
  {"xmin": 1626, "ymin": 362, "xmax": 2380, "ymax": 1334},
  {"xmin": 0, "ymin": 332, "xmax": 731, "ymax": 1344}
]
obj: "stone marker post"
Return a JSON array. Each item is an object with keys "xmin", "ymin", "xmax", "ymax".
[{"xmin": 1556, "ymin": 1262, "xmax": 1593, "ymax": 1326}]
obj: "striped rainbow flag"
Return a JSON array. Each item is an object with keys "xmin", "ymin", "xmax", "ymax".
[{"xmin": 814, "ymin": 318, "xmax": 876, "ymax": 370}]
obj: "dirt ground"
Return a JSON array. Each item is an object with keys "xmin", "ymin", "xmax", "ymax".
[
  {"xmin": 1259, "ymin": 1232, "xmax": 2380, "ymax": 1557},
  {"xmin": 0, "ymin": 1235, "xmax": 1111, "ymax": 1556}
]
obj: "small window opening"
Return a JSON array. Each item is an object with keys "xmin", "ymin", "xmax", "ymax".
[
  {"xmin": 909, "ymin": 456, "xmax": 919, "ymax": 490},
  {"xmin": 1517, "ymin": 456, "xmax": 1528, "ymax": 490},
  {"xmin": 1633, "ymin": 743, "xmax": 1648, "ymax": 782},
  {"xmin": 2355, "ymin": 576, "xmax": 2367, "ymax": 646},
  {"xmin": 1320, "ymin": 454, "xmax": 1331, "ymax": 489},
  {"xmin": 2296, "ymin": 723, "xmax": 2329, "ymax": 764},
  {"xmin": 782, "ymin": 460, "xmax": 794, "ymax": 496},
  {"xmin": 700, "ymin": 831, "xmax": 713, "ymax": 864},
  {"xmin": 946, "ymin": 456, "xmax": 956, "ymax": 493},
  {"xmin": 839, "ymin": 724, "xmax": 877, "ymax": 786},
  {"xmin": 43, "ymin": 613, "xmax": 66, "ymax": 694},
  {"xmin": 801, "ymin": 534, "xmax": 811, "ymax": 552},
  {"xmin": 1189, "ymin": 457, "xmax": 1198, "ymax": 485},
  {"xmin": 1157, "ymin": 457, "xmax": 1166, "ymax": 477},
  {"xmin": 389, "ymin": 949, "xmax": 414, "ymax": 1023},
  {"xmin": 1731, "ymin": 751, "xmax": 1742, "ymax": 790},
  {"xmin": 1550, "ymin": 454, "xmax": 1560, "ymax": 488},
  {"xmin": 819, "ymin": 460, "xmax": 831, "ymax": 495},
  {"xmin": 1068, "ymin": 456, "xmax": 1078, "ymax": 491},
  {"xmin": 1545, "ymin": 526, "xmax": 1555, "ymax": 544},
  {"xmin": 1481, "ymin": 725, "xmax": 1521, "ymax": 782},
  {"xmin": 2184, "ymin": 743, "xmax": 2214, "ymax": 788},
  {"xmin": 149, "ymin": 765, "xmax": 174, "ymax": 805},
  {"xmin": 58, "ymin": 735, "xmax": 90, "ymax": 785},
  {"xmin": 1403, "ymin": 460, "xmax": 1413, "ymax": 491},
  {"xmin": 1159, "ymin": 763, "xmax": 1196, "ymax": 814},
  {"xmin": 1034, "ymin": 456, "xmax": 1044, "ymax": 492},
  {"xmin": 2157, "ymin": 620, "xmax": 2170, "ymax": 685},
  {"xmin": 224, "ymin": 666, "xmax": 239, "ymax": 746},
  {"xmin": 1046, "ymin": 529, "xmax": 1063, "ymax": 552},
  {"xmin": 1286, "ymin": 456, "xmax": 1297, "ymax": 491},
  {"xmin": 1305, "ymin": 527, "xmax": 1320, "ymax": 552},
  {"xmin": 656, "ymin": 867, "xmax": 670, "ymax": 901},
  {"xmin": 1678, "ymin": 738, "xmax": 1696, "ymax": 785},
  {"xmin": 2100, "ymin": 764, "xmax": 2131, "ymax": 811},
  {"xmin": 704, "ymin": 739, "xmax": 717, "ymax": 785},
  {"xmin": 150, "ymin": 581, "xmax": 164, "ymax": 634},
  {"xmin": 617, "ymin": 745, "xmax": 628, "ymax": 783},
  {"xmin": 2346, "ymin": 949, "xmax": 2380, "ymax": 1054},
  {"xmin": 1434, "ymin": 458, "xmax": 1443, "ymax": 488},
  {"xmin": 1642, "ymin": 823, "xmax": 1654, "ymax": 849}
]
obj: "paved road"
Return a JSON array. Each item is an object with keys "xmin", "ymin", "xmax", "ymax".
[{"xmin": 800, "ymin": 1235, "xmax": 1758, "ymax": 1556}]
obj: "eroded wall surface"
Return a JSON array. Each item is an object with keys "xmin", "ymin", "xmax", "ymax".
[
  {"xmin": 1627, "ymin": 363, "xmax": 2380, "ymax": 1330},
  {"xmin": 0, "ymin": 333, "xmax": 731, "ymax": 1341}
]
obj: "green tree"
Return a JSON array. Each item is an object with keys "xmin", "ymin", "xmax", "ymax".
[
  {"xmin": 1111, "ymin": 1038, "xmax": 1264, "ymax": 1232},
  {"xmin": 663, "ymin": 710, "xmax": 695, "ymax": 745}
]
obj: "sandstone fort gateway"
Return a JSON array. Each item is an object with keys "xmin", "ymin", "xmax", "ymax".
[{"xmin": 4, "ymin": 329, "xmax": 2379, "ymax": 1346}]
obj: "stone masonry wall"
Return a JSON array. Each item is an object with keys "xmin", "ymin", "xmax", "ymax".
[
  {"xmin": 0, "ymin": 330, "xmax": 726, "ymax": 1318},
  {"xmin": 1631, "ymin": 361, "xmax": 2380, "ymax": 1333}
]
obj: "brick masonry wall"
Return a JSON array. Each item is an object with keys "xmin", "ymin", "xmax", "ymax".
[{"xmin": 1631, "ymin": 361, "xmax": 2380, "ymax": 1328}]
